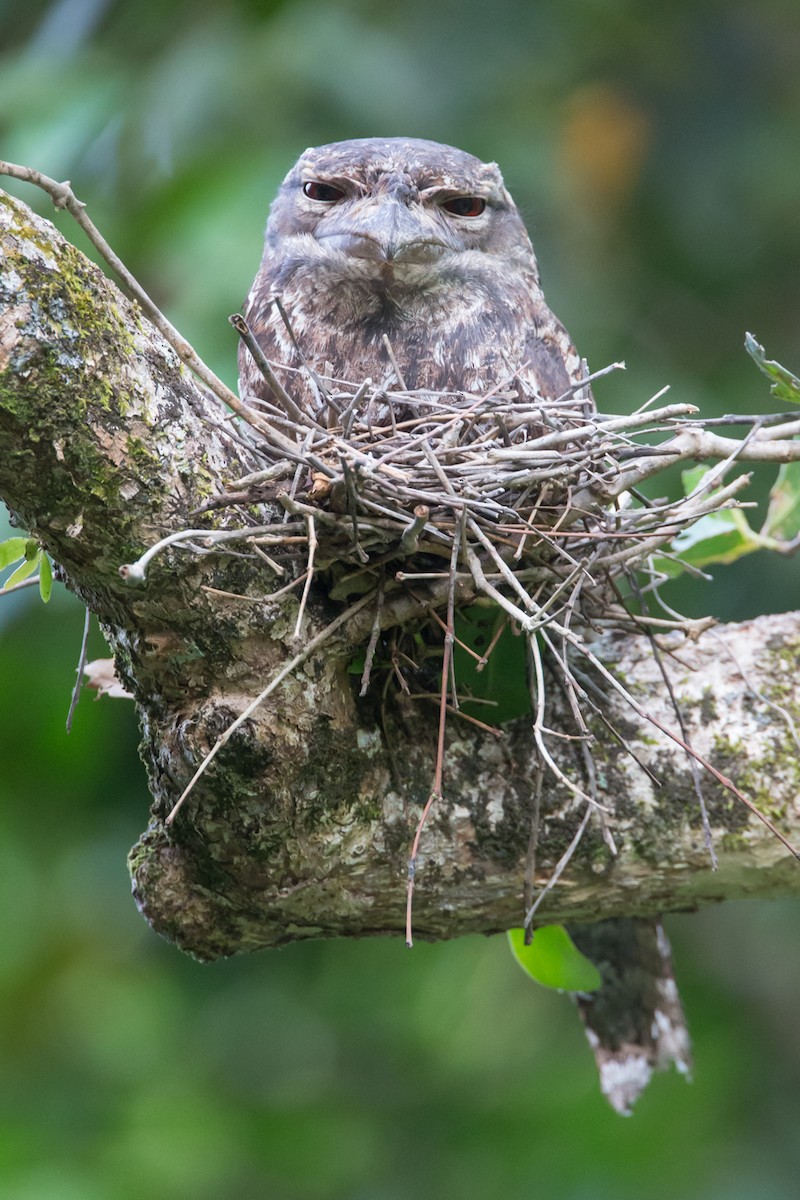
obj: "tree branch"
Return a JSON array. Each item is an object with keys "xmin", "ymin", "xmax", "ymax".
[{"xmin": 3, "ymin": 185, "xmax": 800, "ymax": 963}]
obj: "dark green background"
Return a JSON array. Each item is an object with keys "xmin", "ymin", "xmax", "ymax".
[{"xmin": 2, "ymin": 1, "xmax": 800, "ymax": 1195}]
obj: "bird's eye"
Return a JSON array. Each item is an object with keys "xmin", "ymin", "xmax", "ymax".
[
  {"xmin": 442, "ymin": 196, "xmax": 487, "ymax": 217},
  {"xmin": 303, "ymin": 181, "xmax": 346, "ymax": 202}
]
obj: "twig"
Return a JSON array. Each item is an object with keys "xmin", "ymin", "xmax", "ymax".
[
  {"xmin": 66, "ymin": 605, "xmax": 92, "ymax": 733},
  {"xmin": 527, "ymin": 630, "xmax": 609, "ymax": 814},
  {"xmin": 621, "ymin": 571, "xmax": 717, "ymax": 868},
  {"xmin": 522, "ymin": 755, "xmax": 544, "ymax": 936},
  {"xmin": 359, "ymin": 577, "xmax": 385, "ymax": 696},
  {"xmin": 523, "ymin": 800, "xmax": 594, "ymax": 927},
  {"xmin": 382, "ymin": 334, "xmax": 408, "ymax": 391},
  {"xmin": 557, "ymin": 623, "xmax": 800, "ymax": 859},
  {"xmin": 710, "ymin": 631, "xmax": 800, "ymax": 760},
  {"xmin": 119, "ymin": 524, "xmax": 297, "ymax": 585},
  {"xmin": 399, "ymin": 505, "xmax": 430, "ymax": 554},
  {"xmin": 273, "ymin": 295, "xmax": 332, "ymax": 405},
  {"xmin": 293, "ymin": 515, "xmax": 317, "ymax": 639},
  {"xmin": 0, "ymin": 575, "xmax": 40, "ymax": 595},
  {"xmin": 229, "ymin": 313, "xmax": 316, "ymax": 428}
]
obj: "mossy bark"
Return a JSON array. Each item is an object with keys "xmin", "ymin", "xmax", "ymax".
[{"xmin": 2, "ymin": 187, "xmax": 800, "ymax": 962}]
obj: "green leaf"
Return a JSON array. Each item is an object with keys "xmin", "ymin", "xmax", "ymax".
[
  {"xmin": 680, "ymin": 464, "xmax": 712, "ymax": 494},
  {"xmin": 669, "ymin": 509, "xmax": 762, "ymax": 569},
  {"xmin": 745, "ymin": 333, "xmax": 800, "ymax": 404},
  {"xmin": 3, "ymin": 554, "xmax": 40, "ymax": 589},
  {"xmin": 452, "ymin": 605, "xmax": 531, "ymax": 723},
  {"xmin": 0, "ymin": 537, "xmax": 28, "ymax": 570},
  {"xmin": 653, "ymin": 463, "xmax": 764, "ymax": 578},
  {"xmin": 763, "ymin": 460, "xmax": 800, "ymax": 543},
  {"xmin": 507, "ymin": 925, "xmax": 602, "ymax": 992},
  {"xmin": 38, "ymin": 553, "xmax": 53, "ymax": 603}
]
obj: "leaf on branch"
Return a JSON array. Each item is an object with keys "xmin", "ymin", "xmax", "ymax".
[
  {"xmin": 763, "ymin": 461, "xmax": 800, "ymax": 543},
  {"xmin": 3, "ymin": 552, "xmax": 40, "ymax": 589},
  {"xmin": 38, "ymin": 553, "xmax": 53, "ymax": 603},
  {"xmin": 0, "ymin": 536, "xmax": 29, "ymax": 570},
  {"xmin": 508, "ymin": 926, "xmax": 602, "ymax": 992},
  {"xmin": 656, "ymin": 466, "xmax": 763, "ymax": 576},
  {"xmin": 745, "ymin": 332, "xmax": 800, "ymax": 404},
  {"xmin": 667, "ymin": 510, "xmax": 762, "ymax": 571},
  {"xmin": 0, "ymin": 537, "xmax": 55, "ymax": 600}
]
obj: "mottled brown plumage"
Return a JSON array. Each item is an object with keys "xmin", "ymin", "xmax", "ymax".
[
  {"xmin": 239, "ymin": 137, "xmax": 583, "ymax": 412},
  {"xmin": 240, "ymin": 137, "xmax": 690, "ymax": 1111}
]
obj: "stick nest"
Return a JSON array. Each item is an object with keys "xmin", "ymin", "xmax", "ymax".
[{"xmin": 223, "ymin": 360, "xmax": 730, "ymax": 640}]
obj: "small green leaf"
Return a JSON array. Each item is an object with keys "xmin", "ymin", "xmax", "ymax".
[
  {"xmin": 3, "ymin": 555, "xmax": 40, "ymax": 589},
  {"xmin": 680, "ymin": 464, "xmax": 711, "ymax": 495},
  {"xmin": 452, "ymin": 606, "xmax": 531, "ymax": 723},
  {"xmin": 763, "ymin": 460, "xmax": 800, "ymax": 543},
  {"xmin": 38, "ymin": 552, "xmax": 53, "ymax": 603},
  {"xmin": 668, "ymin": 509, "xmax": 762, "ymax": 570},
  {"xmin": 507, "ymin": 925, "xmax": 602, "ymax": 992},
  {"xmin": 0, "ymin": 537, "xmax": 28, "ymax": 570},
  {"xmin": 745, "ymin": 333, "xmax": 800, "ymax": 405},
  {"xmin": 654, "ymin": 464, "xmax": 765, "ymax": 578}
]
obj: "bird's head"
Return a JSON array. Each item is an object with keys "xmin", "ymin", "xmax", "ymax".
[{"xmin": 260, "ymin": 137, "xmax": 539, "ymax": 291}]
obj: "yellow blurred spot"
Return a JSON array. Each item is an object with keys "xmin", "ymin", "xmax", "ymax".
[{"xmin": 561, "ymin": 85, "xmax": 651, "ymax": 209}]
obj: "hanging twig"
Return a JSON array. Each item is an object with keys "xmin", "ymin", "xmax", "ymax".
[
  {"xmin": 359, "ymin": 577, "xmax": 385, "ymax": 696},
  {"xmin": 522, "ymin": 755, "xmax": 544, "ymax": 939},
  {"xmin": 66, "ymin": 605, "xmax": 92, "ymax": 733},
  {"xmin": 523, "ymin": 801, "xmax": 594, "ymax": 928}
]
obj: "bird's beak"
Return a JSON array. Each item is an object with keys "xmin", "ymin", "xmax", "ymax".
[{"xmin": 317, "ymin": 197, "xmax": 451, "ymax": 265}]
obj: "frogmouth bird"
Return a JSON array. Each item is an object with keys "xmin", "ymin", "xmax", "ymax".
[{"xmin": 239, "ymin": 137, "xmax": 691, "ymax": 1112}]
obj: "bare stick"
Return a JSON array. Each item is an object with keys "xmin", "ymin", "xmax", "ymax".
[
  {"xmin": 293, "ymin": 515, "xmax": 317, "ymax": 640},
  {"xmin": 399, "ymin": 505, "xmax": 430, "ymax": 554},
  {"xmin": 273, "ymin": 295, "xmax": 332, "ymax": 403},
  {"xmin": 557, "ymin": 624, "xmax": 800, "ymax": 859},
  {"xmin": 337, "ymin": 381, "xmax": 370, "ymax": 437},
  {"xmin": 0, "ymin": 575, "xmax": 40, "ymax": 595},
  {"xmin": 620, "ymin": 571, "xmax": 717, "ymax": 868},
  {"xmin": 527, "ymin": 631, "xmax": 609, "ymax": 814},
  {"xmin": 522, "ymin": 755, "xmax": 544, "ymax": 932},
  {"xmin": 119, "ymin": 524, "xmax": 298, "ymax": 585},
  {"xmin": 382, "ymin": 334, "xmax": 408, "ymax": 391},
  {"xmin": 523, "ymin": 800, "xmax": 594, "ymax": 927},
  {"xmin": 710, "ymin": 630, "xmax": 800, "ymax": 759},
  {"xmin": 359, "ymin": 578, "xmax": 385, "ymax": 696},
  {"xmin": 66, "ymin": 605, "xmax": 92, "ymax": 733},
  {"xmin": 229, "ymin": 313, "xmax": 316, "ymax": 428}
]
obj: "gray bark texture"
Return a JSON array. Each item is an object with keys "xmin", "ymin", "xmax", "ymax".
[{"xmin": 2, "ymin": 187, "xmax": 800, "ymax": 962}]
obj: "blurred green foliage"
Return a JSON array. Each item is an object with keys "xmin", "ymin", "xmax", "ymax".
[{"xmin": 3, "ymin": 0, "xmax": 800, "ymax": 1196}]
